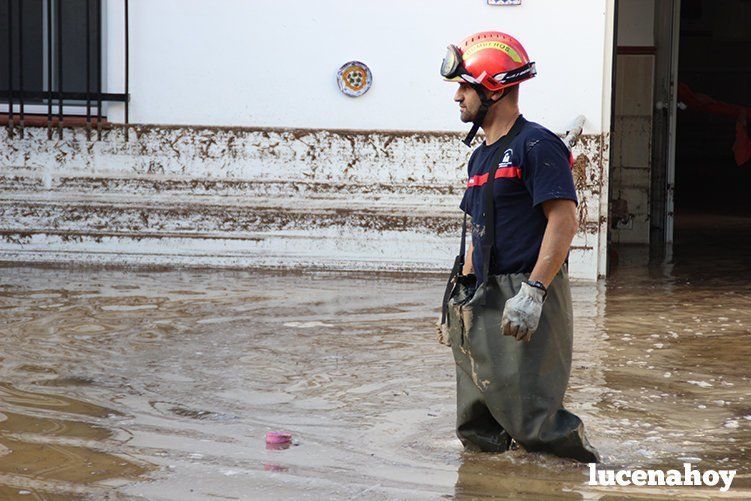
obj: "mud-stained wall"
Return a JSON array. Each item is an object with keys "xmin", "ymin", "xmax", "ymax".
[{"xmin": 0, "ymin": 125, "xmax": 607, "ymax": 279}]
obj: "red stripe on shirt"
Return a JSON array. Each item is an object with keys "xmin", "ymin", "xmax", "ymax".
[{"xmin": 466, "ymin": 166, "xmax": 521, "ymax": 187}]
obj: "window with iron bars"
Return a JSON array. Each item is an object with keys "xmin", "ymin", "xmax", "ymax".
[{"xmin": 0, "ymin": 0, "xmax": 129, "ymax": 139}]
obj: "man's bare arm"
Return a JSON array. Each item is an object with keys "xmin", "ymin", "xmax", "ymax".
[{"xmin": 528, "ymin": 199, "xmax": 578, "ymax": 287}]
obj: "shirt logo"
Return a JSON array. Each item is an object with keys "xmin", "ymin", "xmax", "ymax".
[{"xmin": 500, "ymin": 148, "xmax": 514, "ymax": 167}]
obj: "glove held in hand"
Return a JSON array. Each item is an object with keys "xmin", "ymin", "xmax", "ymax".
[{"xmin": 501, "ymin": 282, "xmax": 545, "ymax": 342}]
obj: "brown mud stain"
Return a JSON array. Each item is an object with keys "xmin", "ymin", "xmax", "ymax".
[
  {"xmin": 0, "ymin": 485, "xmax": 82, "ymax": 500},
  {"xmin": 0, "ymin": 436, "xmax": 146, "ymax": 484},
  {"xmin": 0, "ymin": 411, "xmax": 110, "ymax": 440},
  {"xmin": 0, "ymin": 383, "xmax": 150, "ymax": 494},
  {"xmin": 572, "ymin": 154, "xmax": 591, "ymax": 229},
  {"xmin": 0, "ymin": 383, "xmax": 120, "ymax": 418}
]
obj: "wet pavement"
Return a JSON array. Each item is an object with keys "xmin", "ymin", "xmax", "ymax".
[{"xmin": 1, "ymin": 220, "xmax": 751, "ymax": 499}]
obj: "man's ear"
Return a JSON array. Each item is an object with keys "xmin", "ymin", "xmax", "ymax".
[{"xmin": 490, "ymin": 88, "xmax": 507, "ymax": 102}]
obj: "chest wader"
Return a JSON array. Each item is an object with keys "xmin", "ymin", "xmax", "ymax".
[{"xmin": 440, "ymin": 121, "xmax": 599, "ymax": 463}]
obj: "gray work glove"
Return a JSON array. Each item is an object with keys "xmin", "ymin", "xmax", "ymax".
[{"xmin": 501, "ymin": 282, "xmax": 546, "ymax": 342}]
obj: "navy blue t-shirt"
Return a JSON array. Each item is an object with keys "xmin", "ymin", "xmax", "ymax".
[{"xmin": 459, "ymin": 116, "xmax": 578, "ymax": 284}]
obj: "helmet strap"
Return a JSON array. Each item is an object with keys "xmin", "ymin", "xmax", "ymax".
[{"xmin": 462, "ymin": 85, "xmax": 507, "ymax": 147}]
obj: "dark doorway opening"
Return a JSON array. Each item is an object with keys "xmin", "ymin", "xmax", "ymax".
[{"xmin": 673, "ymin": 0, "xmax": 751, "ymax": 272}]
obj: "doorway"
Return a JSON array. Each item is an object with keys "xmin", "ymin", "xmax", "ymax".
[
  {"xmin": 672, "ymin": 0, "xmax": 751, "ymax": 273},
  {"xmin": 608, "ymin": 0, "xmax": 660, "ymax": 268},
  {"xmin": 609, "ymin": 0, "xmax": 751, "ymax": 273}
]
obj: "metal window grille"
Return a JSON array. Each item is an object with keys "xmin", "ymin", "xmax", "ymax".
[{"xmin": 1, "ymin": 0, "xmax": 129, "ymax": 140}]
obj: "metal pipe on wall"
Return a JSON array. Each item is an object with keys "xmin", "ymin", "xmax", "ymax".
[
  {"xmin": 18, "ymin": 0, "xmax": 25, "ymax": 137},
  {"xmin": 86, "ymin": 0, "xmax": 91, "ymax": 139},
  {"xmin": 56, "ymin": 0, "xmax": 63, "ymax": 138},
  {"xmin": 7, "ymin": 0, "xmax": 14, "ymax": 136},
  {"xmin": 96, "ymin": 0, "xmax": 102, "ymax": 140},
  {"xmin": 46, "ymin": 0, "xmax": 52, "ymax": 139},
  {"xmin": 125, "ymin": 0, "xmax": 130, "ymax": 141}
]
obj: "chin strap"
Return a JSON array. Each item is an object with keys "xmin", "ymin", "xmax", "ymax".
[{"xmin": 462, "ymin": 85, "xmax": 507, "ymax": 147}]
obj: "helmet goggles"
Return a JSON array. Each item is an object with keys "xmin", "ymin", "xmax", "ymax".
[{"xmin": 440, "ymin": 44, "xmax": 537, "ymax": 88}]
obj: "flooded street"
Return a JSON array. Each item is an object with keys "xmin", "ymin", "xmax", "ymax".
[{"xmin": 1, "ymin": 234, "xmax": 750, "ymax": 499}]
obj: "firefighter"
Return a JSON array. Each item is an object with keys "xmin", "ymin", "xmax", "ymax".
[{"xmin": 439, "ymin": 31, "xmax": 599, "ymax": 463}]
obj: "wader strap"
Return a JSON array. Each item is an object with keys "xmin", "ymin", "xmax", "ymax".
[
  {"xmin": 480, "ymin": 115, "xmax": 525, "ymax": 290},
  {"xmin": 459, "ymin": 211, "xmax": 468, "ymax": 262},
  {"xmin": 440, "ymin": 212, "xmax": 468, "ymax": 326}
]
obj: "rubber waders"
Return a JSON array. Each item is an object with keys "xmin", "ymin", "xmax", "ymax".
[{"xmin": 447, "ymin": 266, "xmax": 599, "ymax": 463}]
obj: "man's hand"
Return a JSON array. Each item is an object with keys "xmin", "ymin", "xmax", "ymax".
[{"xmin": 501, "ymin": 282, "xmax": 545, "ymax": 342}]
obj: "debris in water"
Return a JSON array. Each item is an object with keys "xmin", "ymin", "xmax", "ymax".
[
  {"xmin": 266, "ymin": 431, "xmax": 293, "ymax": 450},
  {"xmin": 266, "ymin": 431, "xmax": 292, "ymax": 443}
]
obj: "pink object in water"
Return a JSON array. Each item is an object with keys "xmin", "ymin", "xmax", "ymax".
[{"xmin": 265, "ymin": 431, "xmax": 292, "ymax": 444}]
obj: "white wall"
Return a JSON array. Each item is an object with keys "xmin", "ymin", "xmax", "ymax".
[
  {"xmin": 617, "ymin": 0, "xmax": 655, "ymax": 46},
  {"xmin": 103, "ymin": 0, "xmax": 611, "ymax": 135}
]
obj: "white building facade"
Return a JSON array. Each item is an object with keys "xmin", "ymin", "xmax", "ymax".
[{"xmin": 1, "ymin": 0, "xmax": 617, "ymax": 279}]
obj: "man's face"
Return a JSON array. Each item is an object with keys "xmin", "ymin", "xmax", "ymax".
[{"xmin": 453, "ymin": 82, "xmax": 480, "ymax": 123}]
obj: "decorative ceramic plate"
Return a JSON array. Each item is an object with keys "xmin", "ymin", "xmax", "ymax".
[{"xmin": 337, "ymin": 61, "xmax": 372, "ymax": 97}]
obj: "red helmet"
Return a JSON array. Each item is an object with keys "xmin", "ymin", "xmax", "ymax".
[{"xmin": 441, "ymin": 31, "xmax": 536, "ymax": 92}]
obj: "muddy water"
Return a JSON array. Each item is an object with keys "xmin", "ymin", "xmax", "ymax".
[{"xmin": 0, "ymin": 253, "xmax": 750, "ymax": 498}]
